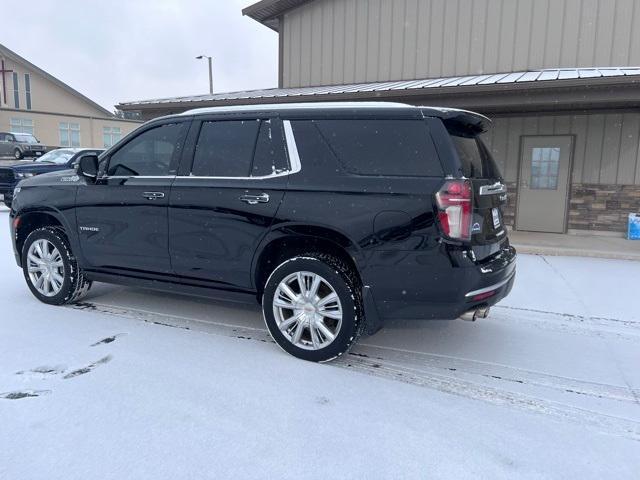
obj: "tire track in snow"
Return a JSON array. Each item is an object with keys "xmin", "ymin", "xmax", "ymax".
[
  {"xmin": 493, "ymin": 305, "xmax": 640, "ymax": 342},
  {"xmin": 66, "ymin": 301, "xmax": 640, "ymax": 440},
  {"xmin": 338, "ymin": 355, "xmax": 640, "ymax": 442},
  {"xmin": 351, "ymin": 345, "xmax": 640, "ymax": 404}
]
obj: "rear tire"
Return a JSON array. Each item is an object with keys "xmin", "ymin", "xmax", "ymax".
[
  {"xmin": 14, "ymin": 148, "xmax": 22, "ymax": 160},
  {"xmin": 262, "ymin": 253, "xmax": 363, "ymax": 362},
  {"xmin": 22, "ymin": 227, "xmax": 92, "ymax": 305}
]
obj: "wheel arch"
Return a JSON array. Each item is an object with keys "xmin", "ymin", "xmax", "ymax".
[
  {"xmin": 15, "ymin": 208, "xmax": 72, "ymax": 260},
  {"xmin": 252, "ymin": 224, "xmax": 364, "ymax": 298}
]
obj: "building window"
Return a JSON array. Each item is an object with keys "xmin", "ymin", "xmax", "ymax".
[
  {"xmin": 103, "ymin": 126, "xmax": 122, "ymax": 148},
  {"xmin": 24, "ymin": 73, "xmax": 31, "ymax": 110},
  {"xmin": 59, "ymin": 122, "xmax": 80, "ymax": 147},
  {"xmin": 530, "ymin": 147, "xmax": 560, "ymax": 190},
  {"xmin": 10, "ymin": 118, "xmax": 34, "ymax": 135},
  {"xmin": 12, "ymin": 72, "xmax": 19, "ymax": 109}
]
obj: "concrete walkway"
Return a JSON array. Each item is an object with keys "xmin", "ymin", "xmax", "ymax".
[{"xmin": 509, "ymin": 230, "xmax": 640, "ymax": 261}]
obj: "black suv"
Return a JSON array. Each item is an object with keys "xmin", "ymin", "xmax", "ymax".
[{"xmin": 9, "ymin": 102, "xmax": 516, "ymax": 362}]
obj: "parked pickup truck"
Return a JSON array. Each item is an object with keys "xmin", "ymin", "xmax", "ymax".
[{"xmin": 0, "ymin": 148, "xmax": 103, "ymax": 207}]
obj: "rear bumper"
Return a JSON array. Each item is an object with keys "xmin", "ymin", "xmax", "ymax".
[
  {"xmin": 21, "ymin": 148, "xmax": 44, "ymax": 157},
  {"xmin": 363, "ymin": 243, "xmax": 516, "ymax": 320}
]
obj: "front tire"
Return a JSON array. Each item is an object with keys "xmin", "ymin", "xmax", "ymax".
[
  {"xmin": 22, "ymin": 227, "xmax": 92, "ymax": 305},
  {"xmin": 14, "ymin": 148, "xmax": 23, "ymax": 160},
  {"xmin": 262, "ymin": 254, "xmax": 363, "ymax": 362}
]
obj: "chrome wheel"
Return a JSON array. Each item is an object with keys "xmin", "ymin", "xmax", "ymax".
[
  {"xmin": 273, "ymin": 271, "xmax": 343, "ymax": 350},
  {"xmin": 27, "ymin": 239, "xmax": 64, "ymax": 297}
]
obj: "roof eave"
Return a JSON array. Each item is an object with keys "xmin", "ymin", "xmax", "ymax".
[
  {"xmin": 117, "ymin": 75, "xmax": 640, "ymax": 113},
  {"xmin": 242, "ymin": 0, "xmax": 315, "ymax": 31}
]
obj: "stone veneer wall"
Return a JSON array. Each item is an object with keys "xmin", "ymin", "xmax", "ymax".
[
  {"xmin": 568, "ymin": 184, "xmax": 640, "ymax": 233},
  {"xmin": 501, "ymin": 182, "xmax": 640, "ymax": 233}
]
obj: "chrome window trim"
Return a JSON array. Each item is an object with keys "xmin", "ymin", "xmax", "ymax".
[
  {"xmin": 282, "ymin": 120, "xmax": 301, "ymax": 174},
  {"xmin": 101, "ymin": 119, "xmax": 302, "ymax": 181}
]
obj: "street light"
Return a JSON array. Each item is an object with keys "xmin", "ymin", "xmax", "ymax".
[{"xmin": 196, "ymin": 55, "xmax": 213, "ymax": 95}]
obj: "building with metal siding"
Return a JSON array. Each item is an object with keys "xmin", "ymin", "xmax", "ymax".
[{"xmin": 118, "ymin": 0, "xmax": 640, "ymax": 236}]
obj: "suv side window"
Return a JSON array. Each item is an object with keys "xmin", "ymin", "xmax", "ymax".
[
  {"xmin": 107, "ymin": 123, "xmax": 184, "ymax": 176},
  {"xmin": 314, "ymin": 119, "xmax": 443, "ymax": 177},
  {"xmin": 251, "ymin": 120, "xmax": 288, "ymax": 177},
  {"xmin": 191, "ymin": 120, "xmax": 260, "ymax": 177}
]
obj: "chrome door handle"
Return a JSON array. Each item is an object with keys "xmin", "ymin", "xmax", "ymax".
[
  {"xmin": 239, "ymin": 193, "xmax": 269, "ymax": 205},
  {"xmin": 142, "ymin": 191, "xmax": 165, "ymax": 200}
]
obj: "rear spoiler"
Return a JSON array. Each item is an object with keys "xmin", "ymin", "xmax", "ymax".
[{"xmin": 419, "ymin": 107, "xmax": 491, "ymax": 135}]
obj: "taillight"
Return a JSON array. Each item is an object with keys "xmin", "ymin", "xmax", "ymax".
[{"xmin": 435, "ymin": 180, "xmax": 472, "ymax": 241}]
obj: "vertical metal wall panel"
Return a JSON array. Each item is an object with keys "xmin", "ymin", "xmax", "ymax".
[
  {"xmin": 583, "ymin": 115, "xmax": 606, "ymax": 184},
  {"xmin": 600, "ymin": 114, "xmax": 623, "ymax": 184},
  {"xmin": 310, "ymin": 3, "xmax": 323, "ymax": 86},
  {"xmin": 469, "ymin": 0, "xmax": 488, "ymax": 75},
  {"xmin": 496, "ymin": 0, "xmax": 517, "ymax": 73},
  {"xmin": 390, "ymin": 1, "xmax": 406, "ymax": 77},
  {"xmin": 366, "ymin": 0, "xmax": 382, "ymax": 82},
  {"xmin": 617, "ymin": 114, "xmax": 640, "ymax": 185},
  {"xmin": 611, "ymin": 0, "xmax": 634, "ymax": 66},
  {"xmin": 505, "ymin": 117, "xmax": 524, "ymax": 182},
  {"xmin": 332, "ymin": 0, "xmax": 346, "ymax": 85},
  {"xmin": 299, "ymin": 10, "xmax": 312, "ymax": 86},
  {"xmin": 543, "ymin": 0, "xmax": 564, "ymax": 68},
  {"xmin": 281, "ymin": 0, "xmax": 640, "ymax": 88},
  {"xmin": 378, "ymin": 0, "xmax": 393, "ymax": 81},
  {"xmin": 570, "ymin": 115, "xmax": 588, "ymax": 184},
  {"xmin": 559, "ymin": 0, "xmax": 581, "ymax": 67},
  {"xmin": 528, "ymin": 0, "xmax": 548, "ymax": 69},
  {"xmin": 483, "ymin": 0, "xmax": 502, "ymax": 74},
  {"xmin": 630, "ymin": 0, "xmax": 640, "ymax": 66},
  {"xmin": 402, "ymin": 0, "xmax": 419, "ymax": 80},
  {"xmin": 321, "ymin": 1, "xmax": 335, "ymax": 84},
  {"xmin": 354, "ymin": 0, "xmax": 369, "ymax": 83},
  {"xmin": 577, "ymin": 0, "xmax": 598, "ymax": 67},
  {"xmin": 343, "ymin": 0, "xmax": 357, "ymax": 84},
  {"xmin": 455, "ymin": 0, "xmax": 472, "ymax": 75},
  {"xmin": 426, "ymin": 0, "xmax": 444, "ymax": 78},
  {"xmin": 441, "ymin": 0, "xmax": 459, "ymax": 77}
]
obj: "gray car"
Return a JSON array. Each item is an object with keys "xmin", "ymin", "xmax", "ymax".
[{"xmin": 0, "ymin": 132, "xmax": 46, "ymax": 159}]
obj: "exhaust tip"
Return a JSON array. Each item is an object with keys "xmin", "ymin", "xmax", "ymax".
[{"xmin": 459, "ymin": 307, "xmax": 491, "ymax": 321}]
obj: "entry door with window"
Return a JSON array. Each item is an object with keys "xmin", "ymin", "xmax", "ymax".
[
  {"xmin": 169, "ymin": 117, "xmax": 289, "ymax": 289},
  {"xmin": 76, "ymin": 121, "xmax": 188, "ymax": 273},
  {"xmin": 517, "ymin": 136, "xmax": 574, "ymax": 233}
]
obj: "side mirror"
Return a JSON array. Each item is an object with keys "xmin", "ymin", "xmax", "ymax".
[{"xmin": 77, "ymin": 154, "xmax": 99, "ymax": 181}]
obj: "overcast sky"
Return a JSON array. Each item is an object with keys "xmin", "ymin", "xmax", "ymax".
[{"xmin": 4, "ymin": 0, "xmax": 278, "ymax": 112}]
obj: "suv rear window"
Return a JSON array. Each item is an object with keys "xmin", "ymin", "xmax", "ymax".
[
  {"xmin": 314, "ymin": 119, "xmax": 442, "ymax": 177},
  {"xmin": 450, "ymin": 134, "xmax": 501, "ymax": 179}
]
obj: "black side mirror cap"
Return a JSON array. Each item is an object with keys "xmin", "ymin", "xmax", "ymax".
[{"xmin": 77, "ymin": 154, "xmax": 99, "ymax": 181}]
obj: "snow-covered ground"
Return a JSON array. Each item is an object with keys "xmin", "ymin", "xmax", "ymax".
[{"xmin": 1, "ymin": 207, "xmax": 639, "ymax": 479}]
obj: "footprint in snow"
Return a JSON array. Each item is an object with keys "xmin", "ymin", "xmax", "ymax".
[
  {"xmin": 63, "ymin": 355, "xmax": 113, "ymax": 379},
  {"xmin": 0, "ymin": 390, "xmax": 51, "ymax": 400},
  {"xmin": 90, "ymin": 333, "xmax": 126, "ymax": 347},
  {"xmin": 15, "ymin": 365, "xmax": 67, "ymax": 377}
]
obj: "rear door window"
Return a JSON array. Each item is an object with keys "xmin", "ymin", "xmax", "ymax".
[
  {"xmin": 314, "ymin": 119, "xmax": 443, "ymax": 177},
  {"xmin": 191, "ymin": 120, "xmax": 260, "ymax": 177},
  {"xmin": 251, "ymin": 120, "xmax": 288, "ymax": 177},
  {"xmin": 450, "ymin": 134, "xmax": 501, "ymax": 179}
]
